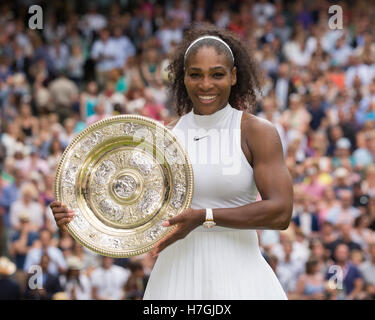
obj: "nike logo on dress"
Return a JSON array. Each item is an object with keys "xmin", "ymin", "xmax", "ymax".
[{"xmin": 193, "ymin": 135, "xmax": 208, "ymax": 141}]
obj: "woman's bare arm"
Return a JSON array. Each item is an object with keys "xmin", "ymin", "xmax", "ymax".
[{"xmin": 206, "ymin": 115, "xmax": 293, "ymax": 230}]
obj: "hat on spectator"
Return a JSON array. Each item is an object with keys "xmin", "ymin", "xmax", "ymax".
[
  {"xmin": 19, "ymin": 211, "xmax": 30, "ymax": 222},
  {"xmin": 289, "ymin": 93, "xmax": 301, "ymax": 102},
  {"xmin": 334, "ymin": 167, "xmax": 349, "ymax": 178},
  {"xmin": 52, "ymin": 292, "xmax": 70, "ymax": 300},
  {"xmin": 336, "ymin": 137, "xmax": 351, "ymax": 149},
  {"xmin": 20, "ymin": 183, "xmax": 38, "ymax": 199},
  {"xmin": 0, "ymin": 256, "xmax": 16, "ymax": 276},
  {"xmin": 66, "ymin": 256, "xmax": 84, "ymax": 271}
]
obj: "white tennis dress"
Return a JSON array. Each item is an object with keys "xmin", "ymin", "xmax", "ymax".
[{"xmin": 143, "ymin": 104, "xmax": 287, "ymax": 300}]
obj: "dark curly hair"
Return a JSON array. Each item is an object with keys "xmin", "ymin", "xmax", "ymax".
[{"xmin": 167, "ymin": 24, "xmax": 263, "ymax": 116}]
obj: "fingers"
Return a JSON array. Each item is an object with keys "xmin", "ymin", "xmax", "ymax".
[
  {"xmin": 49, "ymin": 201, "xmax": 74, "ymax": 231},
  {"xmin": 53, "ymin": 212, "xmax": 74, "ymax": 220},
  {"xmin": 50, "ymin": 202, "xmax": 73, "ymax": 215},
  {"xmin": 50, "ymin": 201, "xmax": 61, "ymax": 209},
  {"xmin": 163, "ymin": 210, "xmax": 187, "ymax": 227},
  {"xmin": 152, "ymin": 228, "xmax": 183, "ymax": 257},
  {"xmin": 56, "ymin": 217, "xmax": 72, "ymax": 230}
]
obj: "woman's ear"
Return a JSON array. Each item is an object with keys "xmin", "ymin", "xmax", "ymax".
[{"xmin": 231, "ymin": 66, "xmax": 237, "ymax": 86}]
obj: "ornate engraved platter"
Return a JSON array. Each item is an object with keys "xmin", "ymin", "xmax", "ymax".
[{"xmin": 54, "ymin": 115, "xmax": 193, "ymax": 257}]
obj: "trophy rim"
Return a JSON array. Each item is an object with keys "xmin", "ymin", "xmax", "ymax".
[{"xmin": 54, "ymin": 114, "xmax": 193, "ymax": 257}]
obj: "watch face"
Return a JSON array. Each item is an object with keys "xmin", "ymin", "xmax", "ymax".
[{"xmin": 203, "ymin": 221, "xmax": 216, "ymax": 229}]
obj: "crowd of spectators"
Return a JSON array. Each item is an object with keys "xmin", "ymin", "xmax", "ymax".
[{"xmin": 1, "ymin": 0, "xmax": 375, "ymax": 300}]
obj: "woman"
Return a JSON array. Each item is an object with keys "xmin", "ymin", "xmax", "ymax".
[
  {"xmin": 62, "ymin": 256, "xmax": 92, "ymax": 300},
  {"xmin": 291, "ymin": 258, "xmax": 326, "ymax": 300},
  {"xmin": 50, "ymin": 25, "xmax": 293, "ymax": 299},
  {"xmin": 362, "ymin": 164, "xmax": 375, "ymax": 197},
  {"xmin": 14, "ymin": 103, "xmax": 39, "ymax": 145},
  {"xmin": 79, "ymin": 81, "xmax": 99, "ymax": 122},
  {"xmin": 318, "ymin": 186, "xmax": 340, "ymax": 225}
]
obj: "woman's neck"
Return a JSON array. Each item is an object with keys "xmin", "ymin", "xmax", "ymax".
[{"xmin": 192, "ymin": 103, "xmax": 228, "ymax": 116}]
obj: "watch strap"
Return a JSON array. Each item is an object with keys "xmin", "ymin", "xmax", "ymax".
[{"xmin": 206, "ymin": 208, "xmax": 214, "ymax": 221}]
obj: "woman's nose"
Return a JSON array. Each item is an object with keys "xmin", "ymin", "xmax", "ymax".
[{"xmin": 198, "ymin": 76, "xmax": 214, "ymax": 90}]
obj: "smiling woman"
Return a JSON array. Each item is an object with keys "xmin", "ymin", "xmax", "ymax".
[{"xmin": 141, "ymin": 24, "xmax": 294, "ymax": 300}]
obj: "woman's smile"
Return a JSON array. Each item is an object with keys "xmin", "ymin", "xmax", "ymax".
[{"xmin": 197, "ymin": 94, "xmax": 219, "ymax": 104}]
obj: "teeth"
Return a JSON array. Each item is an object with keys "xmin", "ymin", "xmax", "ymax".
[{"xmin": 199, "ymin": 95, "xmax": 216, "ymax": 100}]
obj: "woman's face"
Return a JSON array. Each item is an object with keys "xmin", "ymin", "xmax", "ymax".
[
  {"xmin": 184, "ymin": 46, "xmax": 236, "ymax": 115},
  {"xmin": 20, "ymin": 104, "xmax": 31, "ymax": 117}
]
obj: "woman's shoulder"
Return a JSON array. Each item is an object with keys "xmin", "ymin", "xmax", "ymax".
[
  {"xmin": 241, "ymin": 113, "xmax": 283, "ymax": 162},
  {"xmin": 241, "ymin": 112, "xmax": 280, "ymax": 140}
]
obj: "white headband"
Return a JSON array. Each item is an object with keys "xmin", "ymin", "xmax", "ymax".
[{"xmin": 184, "ymin": 35, "xmax": 234, "ymax": 64}]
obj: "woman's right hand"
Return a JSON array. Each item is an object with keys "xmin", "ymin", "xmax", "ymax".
[{"xmin": 49, "ymin": 201, "xmax": 75, "ymax": 231}]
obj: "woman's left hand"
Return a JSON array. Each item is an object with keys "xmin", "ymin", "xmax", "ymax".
[{"xmin": 150, "ymin": 208, "xmax": 204, "ymax": 258}]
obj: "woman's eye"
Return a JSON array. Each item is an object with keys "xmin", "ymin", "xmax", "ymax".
[
  {"xmin": 213, "ymin": 73, "xmax": 224, "ymax": 78},
  {"xmin": 189, "ymin": 73, "xmax": 200, "ymax": 78}
]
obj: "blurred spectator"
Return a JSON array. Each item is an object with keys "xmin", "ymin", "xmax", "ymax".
[
  {"xmin": 57, "ymin": 229, "xmax": 75, "ymax": 260},
  {"xmin": 79, "ymin": 3, "xmax": 107, "ymax": 38},
  {"xmin": 10, "ymin": 183, "xmax": 44, "ymax": 232},
  {"xmin": 326, "ymin": 243, "xmax": 364, "ymax": 300},
  {"xmin": 141, "ymin": 89, "xmax": 169, "ymax": 121},
  {"xmin": 67, "ymin": 44, "xmax": 85, "ymax": 86},
  {"xmin": 86, "ymin": 100, "xmax": 111, "ymax": 126},
  {"xmin": 330, "ymin": 224, "xmax": 362, "ymax": 254},
  {"xmin": 332, "ymin": 137, "xmax": 354, "ymax": 169},
  {"xmin": 24, "ymin": 253, "xmax": 63, "ymax": 300},
  {"xmin": 48, "ymin": 72, "xmax": 79, "ymax": 122},
  {"xmin": 362, "ymin": 164, "xmax": 375, "ymax": 197},
  {"xmin": 24, "ymin": 228, "xmax": 66, "ymax": 276},
  {"xmin": 111, "ymin": 26, "xmax": 135, "ymax": 70},
  {"xmin": 124, "ymin": 260, "xmax": 149, "ymax": 300},
  {"xmin": 91, "ymin": 256, "xmax": 130, "ymax": 300},
  {"xmin": 14, "ymin": 103, "xmax": 39, "ymax": 145},
  {"xmin": 125, "ymin": 87, "xmax": 146, "ymax": 114},
  {"xmin": 281, "ymin": 93, "xmax": 311, "ymax": 135},
  {"xmin": 48, "ymin": 39, "xmax": 69, "ymax": 75},
  {"xmin": 274, "ymin": 63, "xmax": 295, "ymax": 111},
  {"xmin": 292, "ymin": 195, "xmax": 320, "ymax": 238},
  {"xmin": 91, "ymin": 28, "xmax": 118, "ymax": 88},
  {"xmin": 291, "ymin": 257, "xmax": 325, "ymax": 300},
  {"xmin": 59, "ymin": 118, "xmax": 77, "ymax": 148},
  {"xmin": 271, "ymin": 237, "xmax": 305, "ymax": 294},
  {"xmin": 0, "ymin": 168, "xmax": 24, "ymax": 229},
  {"xmin": 359, "ymin": 243, "xmax": 375, "ymax": 292},
  {"xmin": 0, "ymin": 256, "xmax": 21, "ymax": 300},
  {"xmin": 9, "ymin": 211, "xmax": 39, "ymax": 272},
  {"xmin": 309, "ymin": 238, "xmax": 332, "ymax": 275},
  {"xmin": 266, "ymin": 253, "xmax": 295, "ymax": 296},
  {"xmin": 70, "ymin": 241, "xmax": 100, "ymax": 275},
  {"xmin": 353, "ymin": 131, "xmax": 375, "ymax": 170},
  {"xmin": 352, "ymin": 215, "xmax": 375, "ymax": 251},
  {"xmin": 62, "ymin": 256, "xmax": 92, "ymax": 300},
  {"xmin": 156, "ymin": 17, "xmax": 183, "ymax": 54},
  {"xmin": 1, "ymin": 123, "xmax": 24, "ymax": 158},
  {"xmin": 80, "ymin": 80, "xmax": 99, "ymax": 122},
  {"xmin": 325, "ymin": 189, "xmax": 360, "ymax": 227}
]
